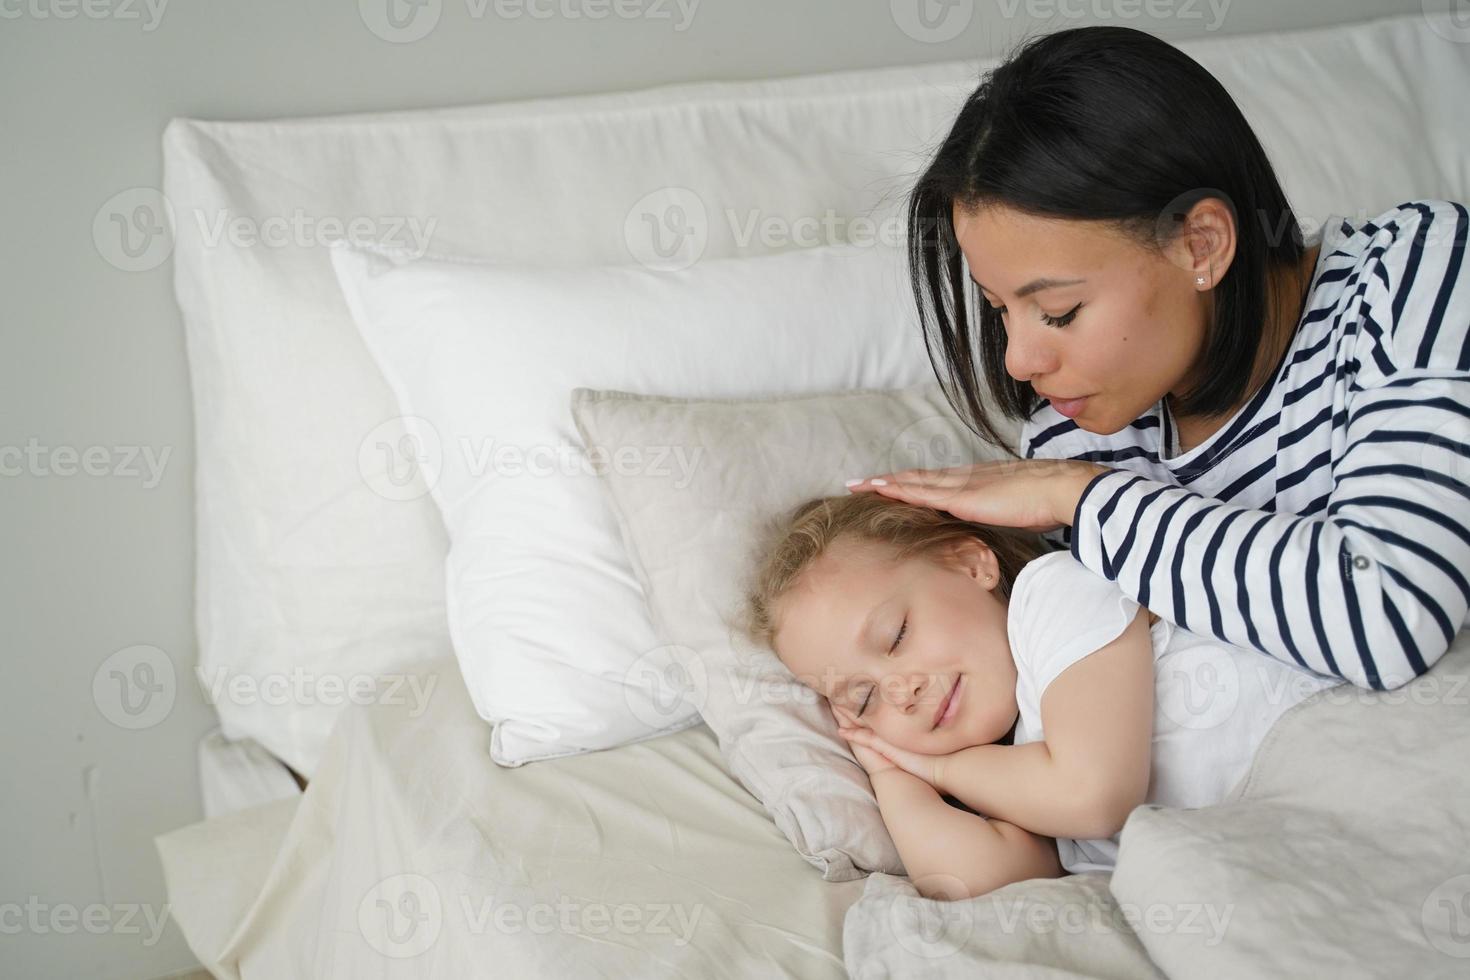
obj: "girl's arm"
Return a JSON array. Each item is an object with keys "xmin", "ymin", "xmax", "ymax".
[
  {"xmin": 932, "ymin": 605, "xmax": 1155, "ymax": 841},
  {"xmin": 870, "ymin": 766, "xmax": 1063, "ymax": 901}
]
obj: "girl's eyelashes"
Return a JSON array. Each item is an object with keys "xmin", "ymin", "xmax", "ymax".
[{"xmin": 857, "ymin": 615, "xmax": 910, "ymax": 718}]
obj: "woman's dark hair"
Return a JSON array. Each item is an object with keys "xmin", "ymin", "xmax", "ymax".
[{"xmin": 908, "ymin": 26, "xmax": 1307, "ymax": 451}]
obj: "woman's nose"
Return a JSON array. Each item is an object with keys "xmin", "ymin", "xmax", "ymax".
[{"xmin": 1004, "ymin": 322, "xmax": 1057, "ymax": 381}]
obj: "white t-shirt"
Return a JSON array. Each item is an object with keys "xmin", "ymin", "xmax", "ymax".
[{"xmin": 1005, "ymin": 551, "xmax": 1343, "ymax": 873}]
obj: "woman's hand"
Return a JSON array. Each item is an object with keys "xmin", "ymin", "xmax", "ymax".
[{"xmin": 846, "ymin": 459, "xmax": 1111, "ymax": 532}]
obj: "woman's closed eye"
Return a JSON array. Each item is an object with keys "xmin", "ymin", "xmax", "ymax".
[
  {"xmin": 1040, "ymin": 303, "xmax": 1082, "ymax": 328},
  {"xmin": 982, "ymin": 296, "xmax": 1081, "ymax": 328}
]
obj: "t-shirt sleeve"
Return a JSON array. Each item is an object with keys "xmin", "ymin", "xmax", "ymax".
[{"xmin": 1008, "ymin": 553, "xmax": 1145, "ymax": 698}]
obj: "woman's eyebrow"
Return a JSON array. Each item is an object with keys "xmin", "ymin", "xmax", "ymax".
[{"xmin": 970, "ymin": 275, "xmax": 1086, "ymax": 298}]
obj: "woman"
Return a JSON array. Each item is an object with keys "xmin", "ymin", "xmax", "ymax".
[{"xmin": 849, "ymin": 26, "xmax": 1469, "ymax": 692}]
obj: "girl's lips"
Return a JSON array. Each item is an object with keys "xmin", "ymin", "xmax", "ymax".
[
  {"xmin": 1048, "ymin": 396, "xmax": 1088, "ymax": 419},
  {"xmin": 933, "ymin": 675, "xmax": 963, "ymax": 729}
]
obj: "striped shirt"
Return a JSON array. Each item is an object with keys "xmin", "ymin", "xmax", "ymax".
[{"xmin": 1022, "ymin": 199, "xmax": 1470, "ymax": 691}]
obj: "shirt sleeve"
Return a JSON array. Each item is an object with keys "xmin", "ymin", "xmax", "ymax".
[
  {"xmin": 1009, "ymin": 554, "xmax": 1144, "ymax": 699},
  {"xmin": 1018, "ymin": 412, "xmax": 1077, "ymax": 554},
  {"xmin": 1069, "ymin": 200, "xmax": 1470, "ymax": 691}
]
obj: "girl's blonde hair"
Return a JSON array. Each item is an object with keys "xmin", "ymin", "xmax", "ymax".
[{"xmin": 738, "ymin": 491, "xmax": 1052, "ymax": 655}]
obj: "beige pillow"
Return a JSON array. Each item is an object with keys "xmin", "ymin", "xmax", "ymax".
[{"xmin": 570, "ymin": 381, "xmax": 1021, "ymax": 880}]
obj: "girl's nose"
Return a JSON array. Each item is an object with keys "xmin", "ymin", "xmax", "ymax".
[{"xmin": 903, "ymin": 677, "xmax": 925, "ymax": 713}]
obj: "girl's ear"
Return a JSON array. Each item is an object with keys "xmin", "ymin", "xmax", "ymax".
[{"xmin": 945, "ymin": 537, "xmax": 1000, "ymax": 585}]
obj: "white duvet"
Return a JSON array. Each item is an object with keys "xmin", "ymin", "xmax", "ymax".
[{"xmin": 159, "ymin": 633, "xmax": 1470, "ymax": 978}]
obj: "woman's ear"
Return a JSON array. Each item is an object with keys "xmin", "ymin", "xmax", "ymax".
[{"xmin": 1178, "ymin": 196, "xmax": 1238, "ymax": 288}]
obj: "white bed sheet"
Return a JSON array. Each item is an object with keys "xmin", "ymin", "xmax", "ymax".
[{"xmin": 158, "ymin": 658, "xmax": 863, "ymax": 978}]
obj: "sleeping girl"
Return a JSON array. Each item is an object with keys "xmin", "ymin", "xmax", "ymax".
[{"xmin": 741, "ymin": 490, "xmax": 1341, "ymax": 900}]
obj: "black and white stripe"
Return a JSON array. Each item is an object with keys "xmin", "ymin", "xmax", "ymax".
[{"xmin": 1023, "ymin": 199, "xmax": 1470, "ymax": 691}]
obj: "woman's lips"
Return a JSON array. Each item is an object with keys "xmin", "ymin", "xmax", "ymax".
[{"xmin": 933, "ymin": 675, "xmax": 963, "ymax": 729}]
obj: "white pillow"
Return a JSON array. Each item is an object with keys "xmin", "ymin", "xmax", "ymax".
[{"xmin": 330, "ymin": 240, "xmax": 935, "ymax": 765}]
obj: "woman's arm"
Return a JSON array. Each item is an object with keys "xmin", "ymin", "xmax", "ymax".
[
  {"xmin": 932, "ymin": 605, "xmax": 1156, "ymax": 840},
  {"xmin": 1064, "ymin": 378, "xmax": 1470, "ymax": 692},
  {"xmin": 870, "ymin": 767, "xmax": 1063, "ymax": 901}
]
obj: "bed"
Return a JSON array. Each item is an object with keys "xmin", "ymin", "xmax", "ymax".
[{"xmin": 155, "ymin": 11, "xmax": 1470, "ymax": 977}]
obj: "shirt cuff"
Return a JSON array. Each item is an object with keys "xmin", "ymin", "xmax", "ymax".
[{"xmin": 1069, "ymin": 469, "xmax": 1134, "ymax": 579}]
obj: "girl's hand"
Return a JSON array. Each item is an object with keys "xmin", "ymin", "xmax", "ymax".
[
  {"xmin": 846, "ymin": 459, "xmax": 1111, "ymax": 532},
  {"xmin": 846, "ymin": 737, "xmax": 899, "ymax": 779},
  {"xmin": 836, "ymin": 726, "xmax": 948, "ymax": 789},
  {"xmin": 828, "ymin": 702, "xmax": 897, "ymax": 778}
]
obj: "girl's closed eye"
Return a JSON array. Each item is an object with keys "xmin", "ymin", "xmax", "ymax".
[{"xmin": 857, "ymin": 615, "xmax": 909, "ymax": 718}]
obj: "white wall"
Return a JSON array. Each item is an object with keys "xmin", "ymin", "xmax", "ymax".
[{"xmin": 0, "ymin": 0, "xmax": 1428, "ymax": 976}]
